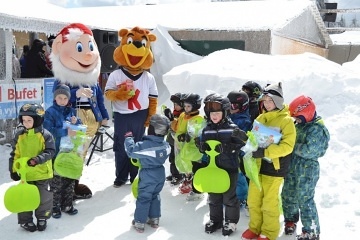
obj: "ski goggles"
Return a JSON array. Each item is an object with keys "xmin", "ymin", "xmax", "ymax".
[{"xmin": 204, "ymin": 101, "xmax": 222, "ymax": 112}]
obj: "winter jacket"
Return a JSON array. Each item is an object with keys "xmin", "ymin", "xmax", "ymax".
[
  {"xmin": 199, "ymin": 117, "xmax": 245, "ymax": 173},
  {"xmin": 43, "ymin": 102, "xmax": 82, "ymax": 157},
  {"xmin": 124, "ymin": 135, "xmax": 171, "ymax": 185},
  {"xmin": 9, "ymin": 126, "xmax": 55, "ymax": 181},
  {"xmin": 249, "ymin": 100, "xmax": 261, "ymax": 123},
  {"xmin": 229, "ymin": 109, "xmax": 253, "ymax": 133},
  {"xmin": 292, "ymin": 116, "xmax": 330, "ymax": 161},
  {"xmin": 255, "ymin": 105, "xmax": 296, "ymax": 177},
  {"xmin": 53, "ymin": 80, "xmax": 109, "ymax": 122}
]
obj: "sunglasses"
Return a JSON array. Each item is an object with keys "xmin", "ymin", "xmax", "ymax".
[{"xmin": 204, "ymin": 101, "xmax": 222, "ymax": 112}]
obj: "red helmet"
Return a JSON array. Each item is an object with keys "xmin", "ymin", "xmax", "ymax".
[{"xmin": 289, "ymin": 95, "xmax": 316, "ymax": 123}]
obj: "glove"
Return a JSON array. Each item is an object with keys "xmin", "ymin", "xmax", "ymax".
[
  {"xmin": 214, "ymin": 144, "xmax": 223, "ymax": 153},
  {"xmin": 27, "ymin": 158, "xmax": 38, "ymax": 167},
  {"xmin": 10, "ymin": 172, "xmax": 20, "ymax": 181},
  {"xmin": 76, "ymin": 88, "xmax": 93, "ymax": 98},
  {"xmin": 199, "ymin": 142, "xmax": 211, "ymax": 152},
  {"xmin": 125, "ymin": 131, "xmax": 133, "ymax": 138},
  {"xmin": 163, "ymin": 108, "xmax": 174, "ymax": 121},
  {"xmin": 184, "ymin": 133, "xmax": 191, "ymax": 142},
  {"xmin": 194, "ymin": 137, "xmax": 201, "ymax": 148},
  {"xmin": 177, "ymin": 133, "xmax": 186, "ymax": 142},
  {"xmin": 252, "ymin": 147, "xmax": 265, "ymax": 158},
  {"xmin": 231, "ymin": 128, "xmax": 248, "ymax": 142}
]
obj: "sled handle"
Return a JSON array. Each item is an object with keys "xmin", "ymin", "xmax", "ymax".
[{"xmin": 14, "ymin": 157, "xmax": 30, "ymax": 182}]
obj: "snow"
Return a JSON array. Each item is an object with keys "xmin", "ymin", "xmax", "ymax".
[{"xmin": 1, "ymin": 21, "xmax": 360, "ymax": 239}]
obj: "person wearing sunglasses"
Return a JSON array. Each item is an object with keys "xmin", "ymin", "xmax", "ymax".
[
  {"xmin": 196, "ymin": 93, "xmax": 248, "ymax": 236},
  {"xmin": 227, "ymin": 90, "xmax": 253, "ymax": 217},
  {"xmin": 241, "ymin": 82, "xmax": 296, "ymax": 240}
]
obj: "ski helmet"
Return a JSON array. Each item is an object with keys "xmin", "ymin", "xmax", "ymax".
[
  {"xmin": 19, "ymin": 103, "xmax": 45, "ymax": 128},
  {"xmin": 170, "ymin": 93, "xmax": 184, "ymax": 106},
  {"xmin": 289, "ymin": 95, "xmax": 316, "ymax": 123},
  {"xmin": 242, "ymin": 81, "xmax": 263, "ymax": 99},
  {"xmin": 149, "ymin": 114, "xmax": 170, "ymax": 136},
  {"xmin": 227, "ymin": 90, "xmax": 249, "ymax": 112},
  {"xmin": 181, "ymin": 93, "xmax": 202, "ymax": 110},
  {"xmin": 203, "ymin": 93, "xmax": 231, "ymax": 119}
]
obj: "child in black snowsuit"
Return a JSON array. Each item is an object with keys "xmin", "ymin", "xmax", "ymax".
[
  {"xmin": 163, "ymin": 93, "xmax": 185, "ymax": 185},
  {"xmin": 196, "ymin": 93, "xmax": 247, "ymax": 236}
]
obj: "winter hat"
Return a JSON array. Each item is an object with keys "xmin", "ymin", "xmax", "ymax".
[
  {"xmin": 54, "ymin": 84, "xmax": 71, "ymax": 99},
  {"xmin": 263, "ymin": 82, "xmax": 284, "ymax": 110}
]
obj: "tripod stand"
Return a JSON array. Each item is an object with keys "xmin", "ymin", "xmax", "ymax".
[{"xmin": 86, "ymin": 126, "xmax": 114, "ymax": 166}]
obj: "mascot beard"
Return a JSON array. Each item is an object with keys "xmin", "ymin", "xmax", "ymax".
[{"xmin": 50, "ymin": 53, "xmax": 101, "ymax": 87}]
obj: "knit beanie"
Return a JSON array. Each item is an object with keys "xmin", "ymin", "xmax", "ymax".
[
  {"xmin": 263, "ymin": 82, "xmax": 284, "ymax": 110},
  {"xmin": 54, "ymin": 84, "xmax": 71, "ymax": 99}
]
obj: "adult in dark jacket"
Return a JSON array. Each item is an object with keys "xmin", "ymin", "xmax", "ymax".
[{"xmin": 24, "ymin": 39, "xmax": 53, "ymax": 78}]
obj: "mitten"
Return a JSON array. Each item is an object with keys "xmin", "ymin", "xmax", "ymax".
[
  {"xmin": 252, "ymin": 147, "xmax": 265, "ymax": 158},
  {"xmin": 185, "ymin": 133, "xmax": 191, "ymax": 142},
  {"xmin": 231, "ymin": 128, "xmax": 248, "ymax": 142},
  {"xmin": 164, "ymin": 108, "xmax": 174, "ymax": 121},
  {"xmin": 104, "ymin": 84, "xmax": 132, "ymax": 101},
  {"xmin": 27, "ymin": 158, "xmax": 38, "ymax": 167},
  {"xmin": 125, "ymin": 131, "xmax": 133, "ymax": 138},
  {"xmin": 10, "ymin": 172, "xmax": 20, "ymax": 181},
  {"xmin": 177, "ymin": 133, "xmax": 186, "ymax": 142}
]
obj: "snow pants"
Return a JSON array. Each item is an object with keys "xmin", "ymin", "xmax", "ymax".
[
  {"xmin": 51, "ymin": 175, "xmax": 76, "ymax": 209},
  {"xmin": 247, "ymin": 174, "xmax": 283, "ymax": 240},
  {"xmin": 18, "ymin": 180, "xmax": 53, "ymax": 224},
  {"xmin": 208, "ymin": 172, "xmax": 240, "ymax": 224},
  {"xmin": 282, "ymin": 159, "xmax": 320, "ymax": 234}
]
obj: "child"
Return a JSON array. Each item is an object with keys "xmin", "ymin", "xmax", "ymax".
[
  {"xmin": 163, "ymin": 93, "xmax": 185, "ymax": 185},
  {"xmin": 43, "ymin": 84, "xmax": 82, "ymax": 219},
  {"xmin": 241, "ymin": 82, "xmax": 296, "ymax": 240},
  {"xmin": 174, "ymin": 93, "xmax": 204, "ymax": 200},
  {"xmin": 282, "ymin": 95, "xmax": 330, "ymax": 240},
  {"xmin": 197, "ymin": 93, "xmax": 248, "ymax": 236},
  {"xmin": 242, "ymin": 81, "xmax": 263, "ymax": 123},
  {"xmin": 124, "ymin": 114, "xmax": 171, "ymax": 233},
  {"xmin": 9, "ymin": 103, "xmax": 55, "ymax": 232},
  {"xmin": 227, "ymin": 90, "xmax": 252, "ymax": 212}
]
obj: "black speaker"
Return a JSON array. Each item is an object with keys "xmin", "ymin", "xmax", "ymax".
[
  {"xmin": 324, "ymin": 3, "xmax": 337, "ymax": 23},
  {"xmin": 92, "ymin": 29, "xmax": 119, "ymax": 73}
]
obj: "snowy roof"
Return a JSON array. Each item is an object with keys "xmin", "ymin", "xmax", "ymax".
[{"xmin": 0, "ymin": 0, "xmax": 314, "ymax": 34}]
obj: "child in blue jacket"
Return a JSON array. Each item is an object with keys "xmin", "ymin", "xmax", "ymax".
[
  {"xmin": 124, "ymin": 114, "xmax": 171, "ymax": 233},
  {"xmin": 43, "ymin": 84, "xmax": 82, "ymax": 219}
]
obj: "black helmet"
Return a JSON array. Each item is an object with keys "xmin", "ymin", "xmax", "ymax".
[
  {"xmin": 242, "ymin": 81, "xmax": 263, "ymax": 98},
  {"xmin": 170, "ymin": 93, "xmax": 184, "ymax": 106},
  {"xmin": 203, "ymin": 93, "xmax": 231, "ymax": 119},
  {"xmin": 181, "ymin": 93, "xmax": 202, "ymax": 110},
  {"xmin": 227, "ymin": 90, "xmax": 249, "ymax": 112},
  {"xmin": 19, "ymin": 103, "xmax": 45, "ymax": 128},
  {"xmin": 149, "ymin": 114, "xmax": 170, "ymax": 136}
]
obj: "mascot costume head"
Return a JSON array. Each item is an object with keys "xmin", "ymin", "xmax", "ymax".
[
  {"xmin": 50, "ymin": 23, "xmax": 101, "ymax": 87},
  {"xmin": 104, "ymin": 26, "xmax": 158, "ymax": 187},
  {"xmin": 113, "ymin": 26, "xmax": 156, "ymax": 75}
]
